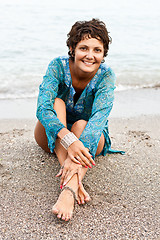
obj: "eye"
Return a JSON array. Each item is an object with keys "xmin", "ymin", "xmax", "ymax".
[
  {"xmin": 80, "ymin": 46, "xmax": 87, "ymax": 51},
  {"xmin": 95, "ymin": 48, "xmax": 102, "ymax": 53}
]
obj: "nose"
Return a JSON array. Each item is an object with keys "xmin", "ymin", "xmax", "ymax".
[{"xmin": 86, "ymin": 50, "xmax": 94, "ymax": 59}]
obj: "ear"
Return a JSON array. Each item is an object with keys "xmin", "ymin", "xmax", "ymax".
[{"xmin": 69, "ymin": 47, "xmax": 73, "ymax": 56}]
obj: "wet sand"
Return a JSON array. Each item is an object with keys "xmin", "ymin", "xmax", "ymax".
[{"xmin": 0, "ymin": 115, "xmax": 160, "ymax": 239}]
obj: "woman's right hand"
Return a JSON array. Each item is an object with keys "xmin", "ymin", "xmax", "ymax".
[{"xmin": 67, "ymin": 140, "xmax": 95, "ymax": 168}]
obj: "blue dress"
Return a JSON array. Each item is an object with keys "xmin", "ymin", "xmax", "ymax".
[{"xmin": 36, "ymin": 56, "xmax": 124, "ymax": 158}]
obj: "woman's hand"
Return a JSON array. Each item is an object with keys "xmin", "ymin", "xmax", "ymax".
[
  {"xmin": 67, "ymin": 140, "xmax": 95, "ymax": 168},
  {"xmin": 56, "ymin": 157, "xmax": 83, "ymax": 188}
]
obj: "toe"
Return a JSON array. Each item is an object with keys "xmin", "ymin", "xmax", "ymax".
[
  {"xmin": 62, "ymin": 212, "xmax": 70, "ymax": 221},
  {"xmin": 62, "ymin": 211, "xmax": 70, "ymax": 221},
  {"xmin": 67, "ymin": 211, "xmax": 73, "ymax": 221},
  {"xmin": 57, "ymin": 211, "xmax": 62, "ymax": 219},
  {"xmin": 65, "ymin": 215, "xmax": 70, "ymax": 221},
  {"xmin": 77, "ymin": 197, "xmax": 81, "ymax": 205},
  {"xmin": 62, "ymin": 215, "xmax": 66, "ymax": 221},
  {"xmin": 52, "ymin": 205, "xmax": 59, "ymax": 215},
  {"xmin": 84, "ymin": 194, "xmax": 91, "ymax": 202},
  {"xmin": 80, "ymin": 195, "xmax": 85, "ymax": 204}
]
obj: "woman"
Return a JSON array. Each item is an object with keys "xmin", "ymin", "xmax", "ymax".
[{"xmin": 34, "ymin": 18, "xmax": 123, "ymax": 221}]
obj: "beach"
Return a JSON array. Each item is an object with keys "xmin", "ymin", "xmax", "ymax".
[
  {"xmin": 1, "ymin": 0, "xmax": 160, "ymax": 238},
  {"xmin": 0, "ymin": 88, "xmax": 160, "ymax": 239}
]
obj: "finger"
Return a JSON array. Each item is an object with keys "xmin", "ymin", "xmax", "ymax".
[
  {"xmin": 75, "ymin": 155, "xmax": 81, "ymax": 163},
  {"xmin": 79, "ymin": 152, "xmax": 92, "ymax": 168},
  {"xmin": 62, "ymin": 170, "xmax": 71, "ymax": 186},
  {"xmin": 77, "ymin": 167, "xmax": 82, "ymax": 185},
  {"xmin": 56, "ymin": 168, "xmax": 63, "ymax": 177},
  {"xmin": 72, "ymin": 158, "xmax": 82, "ymax": 165},
  {"xmin": 70, "ymin": 152, "xmax": 88, "ymax": 167},
  {"xmin": 83, "ymin": 148, "xmax": 95, "ymax": 166},
  {"xmin": 60, "ymin": 169, "xmax": 67, "ymax": 187},
  {"xmin": 63, "ymin": 170, "xmax": 76, "ymax": 186},
  {"xmin": 69, "ymin": 155, "xmax": 82, "ymax": 165}
]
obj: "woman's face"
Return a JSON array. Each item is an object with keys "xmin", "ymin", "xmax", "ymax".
[{"xmin": 72, "ymin": 37, "xmax": 104, "ymax": 76}]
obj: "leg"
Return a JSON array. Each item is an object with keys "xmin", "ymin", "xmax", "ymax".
[
  {"xmin": 52, "ymin": 119, "xmax": 105, "ymax": 220},
  {"xmin": 34, "ymin": 98, "xmax": 67, "ymax": 155},
  {"xmin": 34, "ymin": 121, "xmax": 50, "ymax": 153},
  {"xmin": 52, "ymin": 120, "xmax": 89, "ymax": 220},
  {"xmin": 34, "ymin": 99, "xmax": 105, "ymax": 220},
  {"xmin": 34, "ymin": 98, "xmax": 104, "ymax": 162},
  {"xmin": 34, "ymin": 99, "xmax": 89, "ymax": 220},
  {"xmin": 70, "ymin": 120, "xmax": 105, "ymax": 204}
]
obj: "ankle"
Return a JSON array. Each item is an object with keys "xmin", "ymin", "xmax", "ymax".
[
  {"xmin": 65, "ymin": 181, "xmax": 78, "ymax": 198},
  {"xmin": 62, "ymin": 186, "xmax": 77, "ymax": 201}
]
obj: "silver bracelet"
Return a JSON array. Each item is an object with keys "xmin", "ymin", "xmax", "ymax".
[{"xmin": 60, "ymin": 132, "xmax": 79, "ymax": 150}]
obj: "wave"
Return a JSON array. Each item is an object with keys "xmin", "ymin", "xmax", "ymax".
[
  {"xmin": 0, "ymin": 91, "xmax": 38, "ymax": 100},
  {"xmin": 115, "ymin": 82, "xmax": 160, "ymax": 92},
  {"xmin": 0, "ymin": 82, "xmax": 160, "ymax": 100}
]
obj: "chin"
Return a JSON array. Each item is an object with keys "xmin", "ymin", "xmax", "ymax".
[{"xmin": 81, "ymin": 63, "xmax": 99, "ymax": 72}]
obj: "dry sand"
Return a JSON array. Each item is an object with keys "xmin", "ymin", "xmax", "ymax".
[{"xmin": 0, "ymin": 116, "xmax": 160, "ymax": 240}]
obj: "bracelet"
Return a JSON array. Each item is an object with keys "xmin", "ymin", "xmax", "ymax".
[{"xmin": 60, "ymin": 132, "xmax": 79, "ymax": 150}]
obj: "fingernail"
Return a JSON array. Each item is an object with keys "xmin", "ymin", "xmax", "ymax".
[
  {"xmin": 63, "ymin": 182, "xmax": 66, "ymax": 186},
  {"xmin": 92, "ymin": 162, "xmax": 95, "ymax": 166},
  {"xmin": 84, "ymin": 166, "xmax": 88, "ymax": 168},
  {"xmin": 88, "ymin": 165, "xmax": 92, "ymax": 169},
  {"xmin": 60, "ymin": 185, "xmax": 63, "ymax": 189}
]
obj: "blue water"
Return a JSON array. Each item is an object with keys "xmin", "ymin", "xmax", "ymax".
[{"xmin": 0, "ymin": 0, "xmax": 160, "ymax": 99}]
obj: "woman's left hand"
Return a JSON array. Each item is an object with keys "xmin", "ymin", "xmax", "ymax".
[{"xmin": 56, "ymin": 157, "xmax": 83, "ymax": 188}]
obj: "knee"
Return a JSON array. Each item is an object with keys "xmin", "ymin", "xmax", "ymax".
[
  {"xmin": 71, "ymin": 120, "xmax": 88, "ymax": 134},
  {"xmin": 34, "ymin": 120, "xmax": 50, "ymax": 153}
]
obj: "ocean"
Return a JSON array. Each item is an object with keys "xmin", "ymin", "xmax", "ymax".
[{"xmin": 0, "ymin": 0, "xmax": 160, "ymax": 100}]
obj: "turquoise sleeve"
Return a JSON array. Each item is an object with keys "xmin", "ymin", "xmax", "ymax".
[
  {"xmin": 79, "ymin": 68, "xmax": 116, "ymax": 158},
  {"xmin": 36, "ymin": 58, "xmax": 65, "ymax": 152}
]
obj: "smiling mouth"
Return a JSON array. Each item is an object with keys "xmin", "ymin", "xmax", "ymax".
[{"xmin": 82, "ymin": 61, "xmax": 95, "ymax": 65}]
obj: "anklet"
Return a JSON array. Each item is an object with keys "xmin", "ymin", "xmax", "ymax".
[{"xmin": 62, "ymin": 186, "xmax": 77, "ymax": 201}]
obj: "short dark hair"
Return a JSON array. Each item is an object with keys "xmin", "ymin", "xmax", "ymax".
[{"xmin": 66, "ymin": 18, "xmax": 112, "ymax": 61}]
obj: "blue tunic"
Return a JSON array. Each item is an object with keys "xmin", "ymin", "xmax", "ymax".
[{"xmin": 36, "ymin": 56, "xmax": 124, "ymax": 158}]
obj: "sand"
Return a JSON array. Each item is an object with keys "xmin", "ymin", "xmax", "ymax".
[{"xmin": 0, "ymin": 115, "xmax": 160, "ymax": 240}]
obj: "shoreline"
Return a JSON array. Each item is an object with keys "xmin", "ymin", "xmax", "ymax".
[
  {"xmin": 0, "ymin": 88, "xmax": 160, "ymax": 119},
  {"xmin": 0, "ymin": 115, "xmax": 160, "ymax": 239}
]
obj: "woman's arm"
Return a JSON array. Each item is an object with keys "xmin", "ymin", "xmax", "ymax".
[
  {"xmin": 36, "ymin": 58, "xmax": 66, "ymax": 152},
  {"xmin": 36, "ymin": 58, "xmax": 95, "ymax": 166},
  {"xmin": 79, "ymin": 68, "xmax": 116, "ymax": 158}
]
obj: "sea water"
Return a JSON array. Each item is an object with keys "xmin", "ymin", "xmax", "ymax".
[{"xmin": 0, "ymin": 0, "xmax": 160, "ymax": 100}]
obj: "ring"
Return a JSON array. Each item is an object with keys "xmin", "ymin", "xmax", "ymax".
[
  {"xmin": 76, "ymin": 156, "xmax": 80, "ymax": 160},
  {"xmin": 61, "ymin": 166, "xmax": 64, "ymax": 169}
]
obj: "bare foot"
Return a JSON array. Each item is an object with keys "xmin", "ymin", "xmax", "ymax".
[
  {"xmin": 77, "ymin": 183, "xmax": 91, "ymax": 205},
  {"xmin": 52, "ymin": 188, "xmax": 75, "ymax": 221}
]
